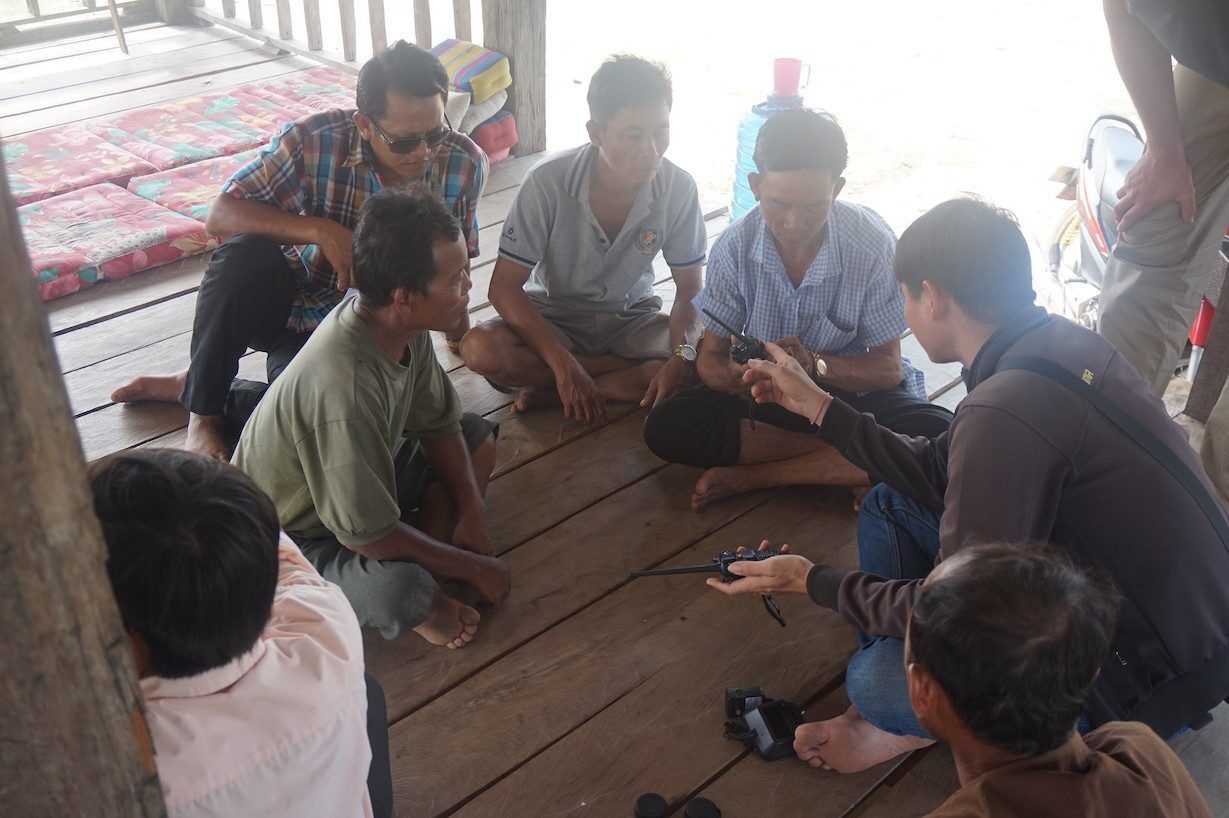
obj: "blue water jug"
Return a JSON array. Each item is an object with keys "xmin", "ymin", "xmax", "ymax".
[{"xmin": 730, "ymin": 59, "xmax": 809, "ymax": 222}]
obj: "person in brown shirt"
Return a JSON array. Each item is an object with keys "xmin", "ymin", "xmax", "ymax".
[
  {"xmin": 914, "ymin": 544, "xmax": 1208, "ymax": 817},
  {"xmin": 708, "ymin": 197, "xmax": 1229, "ymax": 772}
]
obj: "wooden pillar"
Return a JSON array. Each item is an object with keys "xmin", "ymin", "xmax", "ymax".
[
  {"xmin": 154, "ymin": 0, "xmax": 190, "ymax": 23},
  {"xmin": 0, "ymin": 152, "xmax": 165, "ymax": 816},
  {"xmin": 412, "ymin": 0, "xmax": 431, "ymax": 48},
  {"xmin": 452, "ymin": 0, "xmax": 470, "ymax": 41},
  {"xmin": 480, "ymin": 0, "xmax": 546, "ymax": 155},
  {"xmin": 368, "ymin": 0, "xmax": 386, "ymax": 56}
]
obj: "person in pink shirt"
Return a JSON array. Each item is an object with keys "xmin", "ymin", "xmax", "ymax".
[{"xmin": 88, "ymin": 448, "xmax": 390, "ymax": 818}]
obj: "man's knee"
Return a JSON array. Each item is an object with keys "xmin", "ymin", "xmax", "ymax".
[
  {"xmin": 459, "ymin": 320, "xmax": 513, "ymax": 378},
  {"xmin": 204, "ymin": 234, "xmax": 291, "ymax": 295},
  {"xmin": 845, "ymin": 638, "xmax": 926, "ymax": 737},
  {"xmin": 643, "ymin": 393, "xmax": 738, "ymax": 467}
]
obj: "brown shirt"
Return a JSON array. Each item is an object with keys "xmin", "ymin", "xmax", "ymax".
[
  {"xmin": 929, "ymin": 722, "xmax": 1210, "ymax": 817},
  {"xmin": 807, "ymin": 306, "xmax": 1229, "ymax": 733}
]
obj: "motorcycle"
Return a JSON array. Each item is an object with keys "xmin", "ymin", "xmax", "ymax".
[{"xmin": 1048, "ymin": 114, "xmax": 1228, "ymax": 381}]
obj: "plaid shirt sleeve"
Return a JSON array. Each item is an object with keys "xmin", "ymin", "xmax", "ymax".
[
  {"xmin": 221, "ymin": 120, "xmax": 309, "ymax": 214},
  {"xmin": 438, "ymin": 135, "xmax": 487, "ymax": 259},
  {"xmin": 692, "ymin": 231, "xmax": 748, "ymax": 336},
  {"xmin": 855, "ymin": 242, "xmax": 909, "ymax": 349}
]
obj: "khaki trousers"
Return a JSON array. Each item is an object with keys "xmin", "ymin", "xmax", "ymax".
[{"xmin": 1097, "ymin": 66, "xmax": 1229, "ymax": 501}]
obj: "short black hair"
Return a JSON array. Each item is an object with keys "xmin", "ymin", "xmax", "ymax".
[
  {"xmin": 908, "ymin": 543, "xmax": 1119, "ymax": 756},
  {"xmin": 356, "ymin": 39, "xmax": 449, "ymax": 119},
  {"xmin": 895, "ymin": 197, "xmax": 1035, "ymax": 325},
  {"xmin": 89, "ymin": 449, "xmax": 280, "ymax": 679},
  {"xmin": 587, "ymin": 54, "xmax": 673, "ymax": 123},
  {"xmin": 352, "ymin": 188, "xmax": 463, "ymax": 307},
  {"xmin": 752, "ymin": 108, "xmax": 848, "ymax": 177}
]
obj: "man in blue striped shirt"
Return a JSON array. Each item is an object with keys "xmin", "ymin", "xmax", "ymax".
[{"xmin": 645, "ymin": 109, "xmax": 951, "ymax": 510}]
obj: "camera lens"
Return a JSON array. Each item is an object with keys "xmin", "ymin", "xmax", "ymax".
[
  {"xmin": 634, "ymin": 793, "xmax": 668, "ymax": 818},
  {"xmin": 684, "ymin": 797, "xmax": 722, "ymax": 818}
]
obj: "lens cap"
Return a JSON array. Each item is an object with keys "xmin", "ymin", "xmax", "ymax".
[
  {"xmin": 634, "ymin": 792, "xmax": 668, "ymax": 818},
  {"xmin": 684, "ymin": 797, "xmax": 722, "ymax": 818}
]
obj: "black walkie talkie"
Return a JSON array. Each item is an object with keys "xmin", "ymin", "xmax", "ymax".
[{"xmin": 702, "ymin": 309, "xmax": 769, "ymax": 364}]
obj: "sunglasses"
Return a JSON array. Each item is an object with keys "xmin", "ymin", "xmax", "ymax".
[{"xmin": 366, "ymin": 113, "xmax": 453, "ymax": 154}]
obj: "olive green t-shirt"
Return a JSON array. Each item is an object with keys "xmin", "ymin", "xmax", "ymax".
[{"xmin": 233, "ymin": 295, "xmax": 462, "ymax": 548}]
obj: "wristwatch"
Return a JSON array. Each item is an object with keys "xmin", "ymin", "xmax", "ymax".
[
  {"xmin": 674, "ymin": 343, "xmax": 698, "ymax": 363},
  {"xmin": 810, "ymin": 352, "xmax": 829, "ymax": 379}
]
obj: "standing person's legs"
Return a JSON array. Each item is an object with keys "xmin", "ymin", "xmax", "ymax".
[{"xmin": 1100, "ymin": 66, "xmax": 1229, "ymax": 395}]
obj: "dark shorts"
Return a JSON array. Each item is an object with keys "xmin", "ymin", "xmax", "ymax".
[
  {"xmin": 643, "ymin": 383, "xmax": 952, "ymax": 468},
  {"xmin": 393, "ymin": 412, "xmax": 499, "ymax": 512}
]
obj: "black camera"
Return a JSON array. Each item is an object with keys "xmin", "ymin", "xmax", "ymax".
[{"xmin": 724, "ymin": 686, "xmax": 804, "ymax": 761}]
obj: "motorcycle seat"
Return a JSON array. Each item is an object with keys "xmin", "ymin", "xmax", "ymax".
[{"xmin": 1091, "ymin": 125, "xmax": 1143, "ymax": 210}]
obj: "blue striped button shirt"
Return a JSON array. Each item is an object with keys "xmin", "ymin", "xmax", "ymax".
[{"xmin": 693, "ymin": 201, "xmax": 925, "ymax": 397}]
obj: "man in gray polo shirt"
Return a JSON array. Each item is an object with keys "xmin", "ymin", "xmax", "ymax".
[{"xmin": 460, "ymin": 55, "xmax": 708, "ymax": 422}]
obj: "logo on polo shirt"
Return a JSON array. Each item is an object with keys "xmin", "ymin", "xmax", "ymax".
[{"xmin": 635, "ymin": 228, "xmax": 661, "ymax": 255}]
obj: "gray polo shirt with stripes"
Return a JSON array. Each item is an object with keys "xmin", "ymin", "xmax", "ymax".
[{"xmin": 497, "ymin": 143, "xmax": 707, "ymax": 313}]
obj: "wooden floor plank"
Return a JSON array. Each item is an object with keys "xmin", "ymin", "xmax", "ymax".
[
  {"xmin": 55, "ymin": 291, "xmax": 197, "ymax": 374},
  {"xmin": 63, "ymin": 329, "xmax": 189, "ymax": 414},
  {"xmin": 484, "ymin": 410, "xmax": 664, "ymax": 553},
  {"xmin": 75, "ymin": 351, "xmax": 263, "ymax": 459},
  {"xmin": 3, "ymin": 53, "xmax": 315, "ymax": 134},
  {"xmin": 364, "ymin": 466, "xmax": 772, "ymax": 723},
  {"xmin": 384, "ymin": 488, "xmax": 861, "ymax": 816},
  {"xmin": 0, "ymin": 31, "xmax": 249, "ymax": 103},
  {"xmin": 0, "ymin": 20, "xmax": 168, "ymax": 67},
  {"xmin": 0, "ymin": 38, "xmax": 276, "ymax": 117},
  {"xmin": 850, "ymin": 745, "xmax": 958, "ymax": 818}
]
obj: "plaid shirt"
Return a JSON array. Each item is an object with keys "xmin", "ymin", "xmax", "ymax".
[
  {"xmin": 694, "ymin": 201, "xmax": 925, "ymax": 397},
  {"xmin": 223, "ymin": 109, "xmax": 487, "ymax": 333}
]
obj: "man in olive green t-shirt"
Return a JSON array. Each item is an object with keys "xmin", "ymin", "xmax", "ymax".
[{"xmin": 234, "ymin": 189, "xmax": 509, "ymax": 647}]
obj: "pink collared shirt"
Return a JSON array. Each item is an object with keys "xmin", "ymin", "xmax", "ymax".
[{"xmin": 141, "ymin": 537, "xmax": 373, "ymax": 818}]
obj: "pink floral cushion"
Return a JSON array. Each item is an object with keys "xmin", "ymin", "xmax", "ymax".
[
  {"xmin": 19, "ymin": 183, "xmax": 219, "ymax": 301},
  {"xmin": 84, "ymin": 90, "xmax": 302, "ymax": 172},
  {"xmin": 127, "ymin": 149, "xmax": 259, "ymax": 222},
  {"xmin": 3, "ymin": 125, "xmax": 157, "ymax": 207},
  {"xmin": 238, "ymin": 67, "xmax": 357, "ymax": 115}
]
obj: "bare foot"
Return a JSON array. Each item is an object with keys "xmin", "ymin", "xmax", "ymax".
[
  {"xmin": 412, "ymin": 591, "xmax": 480, "ymax": 649},
  {"xmin": 512, "ymin": 386, "xmax": 560, "ymax": 414},
  {"xmin": 691, "ymin": 466, "xmax": 755, "ymax": 510},
  {"xmin": 185, "ymin": 413, "xmax": 231, "ymax": 461},
  {"xmin": 794, "ymin": 706, "xmax": 934, "ymax": 773},
  {"xmin": 467, "ymin": 553, "xmax": 512, "ymax": 609},
  {"xmin": 110, "ymin": 369, "xmax": 188, "ymax": 404}
]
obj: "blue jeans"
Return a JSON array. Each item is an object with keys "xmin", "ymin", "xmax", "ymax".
[{"xmin": 844, "ymin": 484, "xmax": 943, "ymax": 739}]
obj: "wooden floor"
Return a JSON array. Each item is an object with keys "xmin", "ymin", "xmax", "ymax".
[{"xmin": 7, "ymin": 22, "xmax": 1227, "ymax": 818}]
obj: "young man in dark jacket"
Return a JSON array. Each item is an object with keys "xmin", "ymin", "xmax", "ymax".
[{"xmin": 712, "ymin": 197, "xmax": 1229, "ymax": 772}]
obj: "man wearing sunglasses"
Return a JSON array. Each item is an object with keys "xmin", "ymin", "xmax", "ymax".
[
  {"xmin": 460, "ymin": 55, "xmax": 707, "ymax": 422},
  {"xmin": 111, "ymin": 40, "xmax": 487, "ymax": 461}
]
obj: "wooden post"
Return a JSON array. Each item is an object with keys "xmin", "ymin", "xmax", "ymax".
[
  {"xmin": 154, "ymin": 0, "xmax": 190, "ymax": 23},
  {"xmin": 0, "ymin": 149, "xmax": 165, "ymax": 817},
  {"xmin": 481, "ymin": 0, "xmax": 546, "ymax": 155},
  {"xmin": 221, "ymin": 0, "xmax": 235, "ymax": 18},
  {"xmin": 412, "ymin": 0, "xmax": 431, "ymax": 48},
  {"xmin": 106, "ymin": 0, "xmax": 128, "ymax": 53},
  {"xmin": 247, "ymin": 0, "xmax": 262, "ymax": 29},
  {"xmin": 452, "ymin": 0, "xmax": 470, "ymax": 41},
  {"xmin": 303, "ymin": 0, "xmax": 322, "ymax": 50},
  {"xmin": 338, "ymin": 0, "xmax": 356, "ymax": 61},
  {"xmin": 368, "ymin": 0, "xmax": 386, "ymax": 56},
  {"xmin": 25, "ymin": 0, "xmax": 40, "ymax": 16},
  {"xmin": 275, "ymin": 0, "xmax": 292, "ymax": 39}
]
